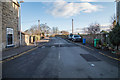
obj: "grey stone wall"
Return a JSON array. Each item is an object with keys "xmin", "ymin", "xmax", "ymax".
[
  {"xmin": 0, "ymin": 1, "xmax": 2, "ymax": 80},
  {"xmin": 2, "ymin": 2, "xmax": 20, "ymax": 50},
  {"xmin": 0, "ymin": 2, "xmax": 2, "ymax": 52}
]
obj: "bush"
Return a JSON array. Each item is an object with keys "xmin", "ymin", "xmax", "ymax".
[{"xmin": 109, "ymin": 23, "xmax": 120, "ymax": 50}]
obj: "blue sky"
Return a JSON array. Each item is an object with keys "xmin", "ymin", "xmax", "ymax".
[{"xmin": 21, "ymin": 1, "xmax": 116, "ymax": 32}]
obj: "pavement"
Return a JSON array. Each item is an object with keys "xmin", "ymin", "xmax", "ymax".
[
  {"xmin": 2, "ymin": 44, "xmax": 36, "ymax": 60},
  {"xmin": 2, "ymin": 38, "xmax": 49, "ymax": 60},
  {"xmin": 2, "ymin": 37, "xmax": 120, "ymax": 79}
]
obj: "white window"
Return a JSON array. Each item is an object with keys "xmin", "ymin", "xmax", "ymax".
[{"xmin": 7, "ymin": 28, "xmax": 14, "ymax": 46}]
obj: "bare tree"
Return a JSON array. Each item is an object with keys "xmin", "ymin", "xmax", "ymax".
[
  {"xmin": 110, "ymin": 14, "xmax": 117, "ymax": 28},
  {"xmin": 25, "ymin": 24, "xmax": 51, "ymax": 36},
  {"xmin": 40, "ymin": 24, "xmax": 51, "ymax": 35},
  {"xmin": 52, "ymin": 27, "xmax": 59, "ymax": 34},
  {"xmin": 87, "ymin": 23, "xmax": 100, "ymax": 34}
]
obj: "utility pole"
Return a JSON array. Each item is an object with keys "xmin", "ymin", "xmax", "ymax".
[
  {"xmin": 38, "ymin": 20, "xmax": 40, "ymax": 34},
  {"xmin": 72, "ymin": 19, "xmax": 74, "ymax": 34},
  {"xmin": 19, "ymin": 0, "xmax": 24, "ymax": 46},
  {"xmin": 116, "ymin": 0, "xmax": 120, "ymax": 24}
]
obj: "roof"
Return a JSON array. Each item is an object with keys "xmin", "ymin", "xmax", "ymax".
[
  {"xmin": 12, "ymin": 0, "xmax": 20, "ymax": 7},
  {"xmin": 21, "ymin": 32, "xmax": 30, "ymax": 35}
]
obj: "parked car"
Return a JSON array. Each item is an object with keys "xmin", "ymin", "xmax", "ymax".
[
  {"xmin": 68, "ymin": 33, "xmax": 73, "ymax": 40},
  {"xmin": 72, "ymin": 35, "xmax": 82, "ymax": 42}
]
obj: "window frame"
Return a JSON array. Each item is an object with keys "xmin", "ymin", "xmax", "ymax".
[{"xmin": 6, "ymin": 28, "xmax": 14, "ymax": 47}]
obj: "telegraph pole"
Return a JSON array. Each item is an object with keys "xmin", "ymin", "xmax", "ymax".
[
  {"xmin": 38, "ymin": 20, "xmax": 40, "ymax": 33},
  {"xmin": 116, "ymin": 0, "xmax": 120, "ymax": 24},
  {"xmin": 72, "ymin": 19, "xmax": 74, "ymax": 34},
  {"xmin": 38, "ymin": 20, "xmax": 40, "ymax": 28}
]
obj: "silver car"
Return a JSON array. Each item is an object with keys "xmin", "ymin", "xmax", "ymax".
[{"xmin": 72, "ymin": 35, "xmax": 82, "ymax": 42}]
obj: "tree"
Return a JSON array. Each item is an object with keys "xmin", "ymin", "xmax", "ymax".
[
  {"xmin": 87, "ymin": 23, "xmax": 100, "ymax": 34},
  {"xmin": 40, "ymin": 24, "xmax": 51, "ymax": 35},
  {"xmin": 52, "ymin": 27, "xmax": 59, "ymax": 34},
  {"xmin": 110, "ymin": 14, "xmax": 116, "ymax": 28},
  {"xmin": 109, "ymin": 22, "xmax": 120, "ymax": 50},
  {"xmin": 25, "ymin": 24, "xmax": 51, "ymax": 36}
]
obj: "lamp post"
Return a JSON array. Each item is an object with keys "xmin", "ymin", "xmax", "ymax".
[
  {"xmin": 115, "ymin": 0, "xmax": 120, "ymax": 24},
  {"xmin": 19, "ymin": 0, "xmax": 24, "ymax": 46}
]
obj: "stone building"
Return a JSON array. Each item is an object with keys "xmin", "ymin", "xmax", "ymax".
[
  {"xmin": 0, "ymin": 0, "xmax": 20, "ymax": 50},
  {"xmin": 0, "ymin": 1, "xmax": 2, "ymax": 52}
]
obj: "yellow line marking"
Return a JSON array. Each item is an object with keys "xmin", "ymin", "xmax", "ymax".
[
  {"xmin": 99, "ymin": 52, "xmax": 120, "ymax": 61},
  {"xmin": 0, "ymin": 44, "xmax": 45, "ymax": 63},
  {"xmin": 68, "ymin": 40, "xmax": 120, "ymax": 61},
  {"xmin": 79, "ymin": 44, "xmax": 94, "ymax": 51},
  {"xmin": 0, "ymin": 61, "xmax": 3, "ymax": 63}
]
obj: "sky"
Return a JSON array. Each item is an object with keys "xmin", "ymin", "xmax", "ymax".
[{"xmin": 21, "ymin": 0, "xmax": 116, "ymax": 33}]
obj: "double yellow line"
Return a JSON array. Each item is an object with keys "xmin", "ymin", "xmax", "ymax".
[
  {"xmin": 79, "ymin": 43, "xmax": 120, "ymax": 62},
  {"xmin": 67, "ymin": 39, "xmax": 120, "ymax": 62},
  {"xmin": 80, "ymin": 44, "xmax": 120, "ymax": 62},
  {"xmin": 99, "ymin": 52, "xmax": 120, "ymax": 61},
  {"xmin": 0, "ymin": 44, "xmax": 45, "ymax": 63},
  {"xmin": 79, "ymin": 44, "xmax": 94, "ymax": 51}
]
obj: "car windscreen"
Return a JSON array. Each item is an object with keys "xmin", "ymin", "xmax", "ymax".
[{"xmin": 74, "ymin": 35, "xmax": 80, "ymax": 37}]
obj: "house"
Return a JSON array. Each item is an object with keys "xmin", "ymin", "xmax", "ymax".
[
  {"xmin": 21, "ymin": 32, "xmax": 30, "ymax": 46},
  {"xmin": 0, "ymin": 0, "xmax": 20, "ymax": 50},
  {"xmin": 60, "ymin": 30, "xmax": 69, "ymax": 35}
]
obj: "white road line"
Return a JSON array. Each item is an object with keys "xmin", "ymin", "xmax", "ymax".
[
  {"xmin": 91, "ymin": 64, "xmax": 95, "ymax": 67},
  {"xmin": 41, "ymin": 46, "xmax": 45, "ymax": 48},
  {"xmin": 59, "ymin": 52, "xmax": 60, "ymax": 60},
  {"xmin": 51, "ymin": 46, "xmax": 55, "ymax": 48},
  {"xmin": 58, "ymin": 44, "xmax": 60, "ymax": 60}
]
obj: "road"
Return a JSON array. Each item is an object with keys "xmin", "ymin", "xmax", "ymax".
[{"xmin": 2, "ymin": 37, "xmax": 119, "ymax": 79}]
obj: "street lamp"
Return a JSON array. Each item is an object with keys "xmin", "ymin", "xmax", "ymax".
[{"xmin": 19, "ymin": 0, "xmax": 24, "ymax": 46}]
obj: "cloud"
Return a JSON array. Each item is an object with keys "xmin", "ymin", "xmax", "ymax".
[
  {"xmin": 48, "ymin": 0, "xmax": 103, "ymax": 17},
  {"xmin": 80, "ymin": 0, "xmax": 96, "ymax": 2}
]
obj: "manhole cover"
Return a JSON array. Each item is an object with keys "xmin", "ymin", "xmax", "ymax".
[{"xmin": 80, "ymin": 54, "xmax": 101, "ymax": 62}]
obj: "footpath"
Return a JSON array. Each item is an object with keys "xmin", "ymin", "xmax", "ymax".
[
  {"xmin": 1, "ymin": 37, "xmax": 50, "ymax": 61},
  {"xmin": 2, "ymin": 43, "xmax": 37, "ymax": 60}
]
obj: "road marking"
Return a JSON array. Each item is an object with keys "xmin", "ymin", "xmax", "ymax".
[
  {"xmin": 41, "ymin": 46, "xmax": 45, "ymax": 48},
  {"xmin": 51, "ymin": 46, "xmax": 55, "ymax": 48},
  {"xmin": 99, "ymin": 52, "xmax": 120, "ymax": 61},
  {"xmin": 0, "ymin": 61, "xmax": 3, "ymax": 63},
  {"xmin": 0, "ymin": 44, "xmax": 45, "ymax": 63},
  {"xmin": 91, "ymin": 64, "xmax": 95, "ymax": 67},
  {"xmin": 58, "ymin": 44, "xmax": 60, "ymax": 60},
  {"xmin": 68, "ymin": 40, "xmax": 94, "ymax": 51},
  {"xmin": 59, "ymin": 52, "xmax": 60, "ymax": 60},
  {"xmin": 78, "ymin": 44, "xmax": 94, "ymax": 51},
  {"xmin": 67, "ymin": 39, "xmax": 120, "ymax": 62}
]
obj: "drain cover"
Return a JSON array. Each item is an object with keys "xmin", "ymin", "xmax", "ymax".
[{"xmin": 80, "ymin": 54, "xmax": 101, "ymax": 62}]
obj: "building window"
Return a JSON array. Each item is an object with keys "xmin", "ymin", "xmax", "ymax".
[{"xmin": 7, "ymin": 28, "xmax": 14, "ymax": 46}]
